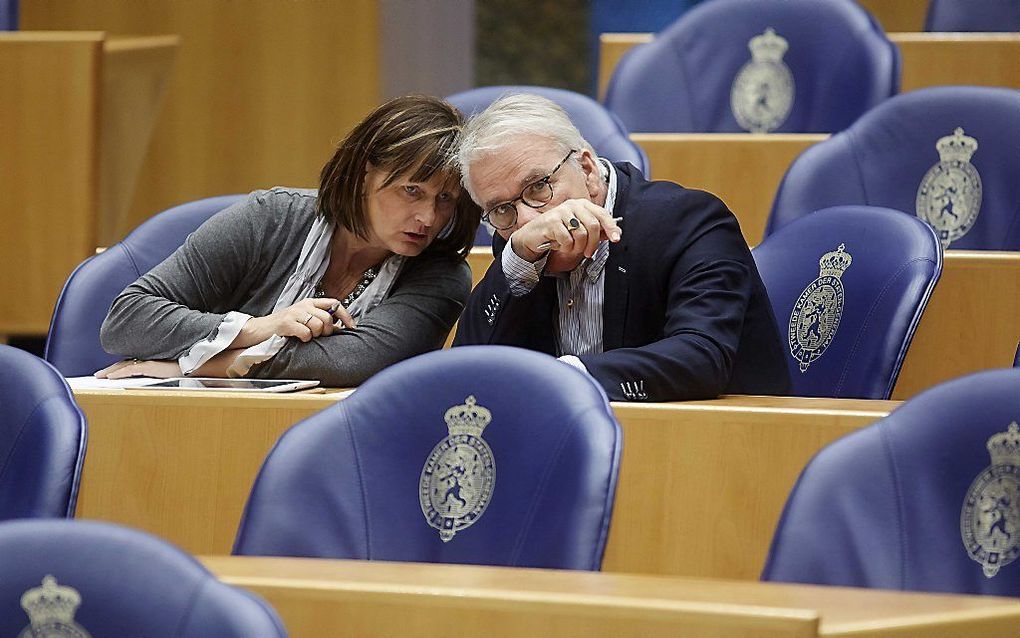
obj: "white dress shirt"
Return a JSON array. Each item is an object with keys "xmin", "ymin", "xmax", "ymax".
[{"xmin": 500, "ymin": 158, "xmax": 619, "ymax": 373}]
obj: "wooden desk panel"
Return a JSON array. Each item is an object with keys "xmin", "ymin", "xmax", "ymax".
[
  {"xmin": 603, "ymin": 399, "xmax": 892, "ymax": 578},
  {"xmin": 0, "ymin": 32, "xmax": 177, "ymax": 336},
  {"xmin": 892, "ymin": 250, "xmax": 1020, "ymax": 399},
  {"xmin": 74, "ymin": 391, "xmax": 338, "ymax": 553},
  {"xmin": 204, "ymin": 556, "xmax": 1020, "ymax": 638},
  {"xmin": 100, "ymin": 35, "xmax": 179, "ymax": 246},
  {"xmin": 599, "ymin": 33, "xmax": 1020, "ymax": 100},
  {"xmin": 631, "ymin": 133, "xmax": 826, "ymax": 243},
  {"xmin": 896, "ymin": 34, "xmax": 1020, "ymax": 92},
  {"xmin": 0, "ymin": 33, "xmax": 103, "ymax": 335},
  {"xmin": 857, "ymin": 0, "xmax": 929, "ymax": 33},
  {"xmin": 74, "ymin": 391, "xmax": 894, "ymax": 580}
]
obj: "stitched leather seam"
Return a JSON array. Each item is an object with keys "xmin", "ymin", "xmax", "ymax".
[
  {"xmin": 0, "ymin": 397, "xmax": 48, "ymax": 485},
  {"xmin": 835, "ymin": 257, "xmax": 932, "ymax": 395},
  {"xmin": 845, "ymin": 129, "xmax": 870, "ymax": 205},
  {"xmin": 669, "ymin": 38, "xmax": 697, "ymax": 130},
  {"xmin": 885, "ymin": 231, "xmax": 941, "ymax": 397},
  {"xmin": 878, "ymin": 424, "xmax": 909, "ymax": 588},
  {"xmin": 173, "ymin": 577, "xmax": 210, "ymax": 636},
  {"xmin": 507, "ymin": 417, "xmax": 578, "ymax": 566},
  {"xmin": 121, "ymin": 243, "xmax": 144, "ymax": 279},
  {"xmin": 340, "ymin": 402, "xmax": 372, "ymax": 559},
  {"xmin": 1002, "ymin": 199, "xmax": 1020, "ymax": 248},
  {"xmin": 586, "ymin": 405, "xmax": 623, "ymax": 570}
]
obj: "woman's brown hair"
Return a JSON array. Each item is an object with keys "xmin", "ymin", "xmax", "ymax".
[{"xmin": 317, "ymin": 95, "xmax": 480, "ymax": 258}]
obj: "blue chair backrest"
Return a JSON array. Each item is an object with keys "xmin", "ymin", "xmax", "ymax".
[
  {"xmin": 767, "ymin": 86, "xmax": 1020, "ymax": 249},
  {"xmin": 234, "ymin": 346, "xmax": 623, "ymax": 570},
  {"xmin": 926, "ymin": 0, "xmax": 1020, "ymax": 31},
  {"xmin": 763, "ymin": 367, "xmax": 1020, "ymax": 594},
  {"xmin": 604, "ymin": 0, "xmax": 898, "ymax": 133},
  {"xmin": 447, "ymin": 85, "xmax": 650, "ymax": 175},
  {"xmin": 752, "ymin": 206, "xmax": 941, "ymax": 399},
  {"xmin": 0, "ymin": 0, "xmax": 17, "ymax": 30},
  {"xmin": 45, "ymin": 195, "xmax": 245, "ymax": 376},
  {"xmin": 0, "ymin": 519, "xmax": 285, "ymax": 636},
  {"xmin": 0, "ymin": 346, "xmax": 86, "ymax": 520}
]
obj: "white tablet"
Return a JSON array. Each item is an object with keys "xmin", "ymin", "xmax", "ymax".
[{"xmin": 133, "ymin": 377, "xmax": 320, "ymax": 393}]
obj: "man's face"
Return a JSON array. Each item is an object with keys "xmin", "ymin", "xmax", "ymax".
[{"xmin": 467, "ymin": 137, "xmax": 598, "ymax": 242}]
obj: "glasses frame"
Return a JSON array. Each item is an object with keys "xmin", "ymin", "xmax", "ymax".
[{"xmin": 482, "ymin": 149, "xmax": 578, "ymax": 230}]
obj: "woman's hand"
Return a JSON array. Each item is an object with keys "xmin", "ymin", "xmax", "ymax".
[
  {"xmin": 233, "ymin": 297, "xmax": 357, "ymax": 347},
  {"xmin": 96, "ymin": 359, "xmax": 181, "ymax": 379}
]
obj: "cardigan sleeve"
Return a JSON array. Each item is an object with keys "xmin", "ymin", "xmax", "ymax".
[
  {"xmin": 99, "ymin": 192, "xmax": 273, "ymax": 363},
  {"xmin": 246, "ymin": 252, "xmax": 472, "ymax": 386}
]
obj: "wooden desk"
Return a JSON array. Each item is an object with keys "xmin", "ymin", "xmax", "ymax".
[
  {"xmin": 599, "ymin": 33, "xmax": 1020, "ymax": 100},
  {"xmin": 463, "ymin": 248, "xmax": 1020, "ymax": 402},
  {"xmin": 0, "ymin": 32, "xmax": 177, "ymax": 336},
  {"xmin": 857, "ymin": 0, "xmax": 929, "ymax": 32},
  {"xmin": 893, "ymin": 250, "xmax": 1020, "ymax": 399},
  {"xmin": 204, "ymin": 556, "xmax": 1020, "ymax": 638},
  {"xmin": 631, "ymin": 133, "xmax": 826, "ymax": 243},
  {"xmin": 73, "ymin": 391, "xmax": 893, "ymax": 580}
]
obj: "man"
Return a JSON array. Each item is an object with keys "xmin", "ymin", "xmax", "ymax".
[{"xmin": 453, "ymin": 94, "xmax": 789, "ymax": 401}]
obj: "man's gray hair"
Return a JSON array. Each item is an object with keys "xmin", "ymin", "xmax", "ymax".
[{"xmin": 458, "ymin": 93, "xmax": 595, "ymax": 201}]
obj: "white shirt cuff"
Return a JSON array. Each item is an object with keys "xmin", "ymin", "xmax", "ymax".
[
  {"xmin": 557, "ymin": 355, "xmax": 590, "ymax": 375},
  {"xmin": 501, "ymin": 238, "xmax": 548, "ymax": 297},
  {"xmin": 226, "ymin": 334, "xmax": 289, "ymax": 378},
  {"xmin": 178, "ymin": 311, "xmax": 252, "ymax": 375}
]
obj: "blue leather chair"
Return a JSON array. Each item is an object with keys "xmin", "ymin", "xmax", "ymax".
[
  {"xmin": 0, "ymin": 519, "xmax": 285, "ymax": 636},
  {"xmin": 234, "ymin": 346, "xmax": 623, "ymax": 570},
  {"xmin": 752, "ymin": 206, "xmax": 941, "ymax": 399},
  {"xmin": 926, "ymin": 0, "xmax": 1020, "ymax": 31},
  {"xmin": 45, "ymin": 195, "xmax": 244, "ymax": 376},
  {"xmin": 0, "ymin": 0, "xmax": 17, "ymax": 30},
  {"xmin": 763, "ymin": 367, "xmax": 1020, "ymax": 594},
  {"xmin": 447, "ymin": 86, "xmax": 649, "ymax": 175},
  {"xmin": 767, "ymin": 86, "xmax": 1020, "ymax": 249},
  {"xmin": 604, "ymin": 0, "xmax": 898, "ymax": 133},
  {"xmin": 0, "ymin": 346, "xmax": 86, "ymax": 521}
]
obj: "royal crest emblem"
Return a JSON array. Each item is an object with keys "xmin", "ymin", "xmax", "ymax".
[
  {"xmin": 915, "ymin": 127, "xmax": 983, "ymax": 248},
  {"xmin": 730, "ymin": 27, "xmax": 795, "ymax": 133},
  {"xmin": 962, "ymin": 422, "xmax": 1020, "ymax": 578},
  {"xmin": 419, "ymin": 395, "xmax": 496, "ymax": 542},
  {"xmin": 788, "ymin": 243, "xmax": 852, "ymax": 372},
  {"xmin": 18, "ymin": 576, "xmax": 91, "ymax": 638}
]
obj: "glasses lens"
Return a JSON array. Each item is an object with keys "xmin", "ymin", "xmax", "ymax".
[
  {"xmin": 487, "ymin": 204, "xmax": 517, "ymax": 230},
  {"xmin": 521, "ymin": 180, "xmax": 553, "ymax": 207}
]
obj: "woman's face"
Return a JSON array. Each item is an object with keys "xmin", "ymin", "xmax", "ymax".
[{"xmin": 362, "ymin": 165, "xmax": 460, "ymax": 256}]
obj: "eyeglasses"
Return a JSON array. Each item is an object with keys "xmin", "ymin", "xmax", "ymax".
[{"xmin": 482, "ymin": 149, "xmax": 577, "ymax": 230}]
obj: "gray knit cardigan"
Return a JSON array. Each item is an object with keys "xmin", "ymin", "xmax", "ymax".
[{"xmin": 100, "ymin": 188, "xmax": 471, "ymax": 386}]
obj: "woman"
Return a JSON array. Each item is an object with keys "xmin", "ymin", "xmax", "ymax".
[{"xmin": 98, "ymin": 95, "xmax": 478, "ymax": 386}]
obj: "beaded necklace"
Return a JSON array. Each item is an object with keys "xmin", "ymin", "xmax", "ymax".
[{"xmin": 315, "ymin": 266, "xmax": 378, "ymax": 307}]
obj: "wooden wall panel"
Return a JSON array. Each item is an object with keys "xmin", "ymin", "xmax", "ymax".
[{"xmin": 22, "ymin": 1, "xmax": 381, "ymax": 238}]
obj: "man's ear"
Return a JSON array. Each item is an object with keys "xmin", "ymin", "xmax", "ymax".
[{"xmin": 578, "ymin": 149, "xmax": 601, "ymax": 197}]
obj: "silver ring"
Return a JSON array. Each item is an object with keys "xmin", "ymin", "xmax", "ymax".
[{"xmin": 301, "ymin": 313, "xmax": 314, "ymax": 326}]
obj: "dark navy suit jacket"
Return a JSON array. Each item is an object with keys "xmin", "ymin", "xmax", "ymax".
[{"xmin": 453, "ymin": 163, "xmax": 790, "ymax": 402}]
